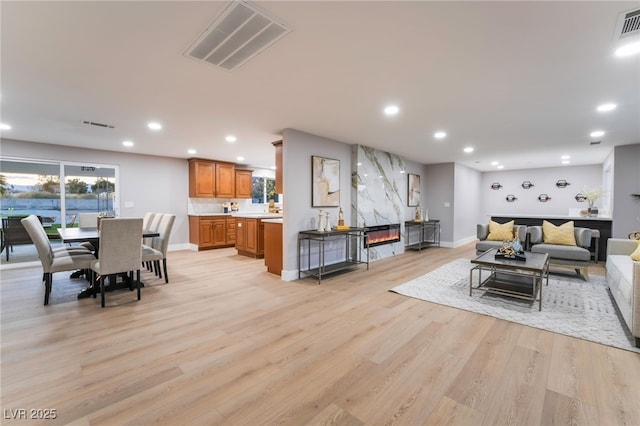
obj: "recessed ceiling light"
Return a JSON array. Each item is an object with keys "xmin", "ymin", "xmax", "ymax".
[
  {"xmin": 399, "ymin": 170, "xmax": 406, "ymax": 174},
  {"xmin": 384, "ymin": 105, "xmax": 399, "ymax": 115},
  {"xmin": 187, "ymin": 149, "xmax": 197, "ymax": 155},
  {"xmin": 122, "ymin": 140, "xmax": 134, "ymax": 147},
  {"xmin": 147, "ymin": 122, "xmax": 162, "ymax": 130},
  {"xmin": 597, "ymin": 103, "xmax": 617, "ymax": 112},
  {"xmin": 434, "ymin": 131, "xmax": 447, "ymax": 139},
  {"xmin": 0, "ymin": 123, "xmax": 11, "ymax": 130},
  {"xmin": 463, "ymin": 147, "xmax": 474, "ymax": 153},
  {"xmin": 236, "ymin": 156, "xmax": 244, "ymax": 162},
  {"xmin": 497, "ymin": 165, "xmax": 504, "ymax": 169},
  {"xmin": 590, "ymin": 130, "xmax": 605, "ymax": 138},
  {"xmin": 615, "ymin": 41, "xmax": 640, "ymax": 57},
  {"xmin": 562, "ymin": 160, "xmax": 570, "ymax": 165},
  {"xmin": 561, "ymin": 155, "xmax": 570, "ymax": 160},
  {"xmin": 357, "ymin": 162, "xmax": 362, "ymax": 166},
  {"xmin": 490, "ymin": 161, "xmax": 499, "ymax": 166},
  {"xmin": 225, "ymin": 135, "xmax": 237, "ymax": 143}
]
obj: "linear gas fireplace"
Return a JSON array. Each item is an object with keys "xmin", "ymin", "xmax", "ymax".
[{"xmin": 365, "ymin": 224, "xmax": 401, "ymax": 247}]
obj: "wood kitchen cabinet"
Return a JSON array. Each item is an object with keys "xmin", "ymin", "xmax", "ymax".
[
  {"xmin": 188, "ymin": 159, "xmax": 236, "ymax": 198},
  {"xmin": 234, "ymin": 169, "xmax": 253, "ymax": 199},
  {"xmin": 189, "ymin": 215, "xmax": 235, "ymax": 250},
  {"xmin": 263, "ymin": 221, "xmax": 282, "ymax": 275},
  {"xmin": 272, "ymin": 140, "xmax": 282, "ymax": 194},
  {"xmin": 235, "ymin": 217, "xmax": 265, "ymax": 258}
]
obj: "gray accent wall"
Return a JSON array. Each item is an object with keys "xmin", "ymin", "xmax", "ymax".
[
  {"xmin": 423, "ymin": 163, "xmax": 455, "ymax": 245},
  {"xmin": 1, "ymin": 138, "xmax": 189, "ymax": 246},
  {"xmin": 454, "ymin": 163, "xmax": 483, "ymax": 244},
  {"xmin": 612, "ymin": 144, "xmax": 640, "ymax": 238}
]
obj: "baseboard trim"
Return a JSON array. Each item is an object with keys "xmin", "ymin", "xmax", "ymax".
[{"xmin": 281, "ymin": 269, "xmax": 298, "ymax": 281}]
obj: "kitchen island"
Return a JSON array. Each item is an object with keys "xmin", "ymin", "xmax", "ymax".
[{"xmin": 233, "ymin": 213, "xmax": 283, "ymax": 259}]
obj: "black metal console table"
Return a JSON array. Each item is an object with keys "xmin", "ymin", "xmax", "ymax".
[
  {"xmin": 298, "ymin": 228, "xmax": 369, "ymax": 284},
  {"xmin": 404, "ymin": 220, "xmax": 440, "ymax": 251}
]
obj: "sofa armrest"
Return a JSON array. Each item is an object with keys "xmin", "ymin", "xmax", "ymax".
[
  {"xmin": 607, "ymin": 238, "xmax": 638, "ymax": 256},
  {"xmin": 528, "ymin": 226, "xmax": 542, "ymax": 244},
  {"xmin": 574, "ymin": 228, "xmax": 592, "ymax": 248},
  {"xmin": 477, "ymin": 224, "xmax": 489, "ymax": 240}
]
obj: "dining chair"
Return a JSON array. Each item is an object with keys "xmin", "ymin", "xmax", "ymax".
[
  {"xmin": 90, "ymin": 218, "xmax": 143, "ymax": 307},
  {"xmin": 77, "ymin": 212, "xmax": 100, "ymax": 252},
  {"xmin": 142, "ymin": 214, "xmax": 175, "ymax": 283},
  {"xmin": 21, "ymin": 215, "xmax": 96, "ymax": 305}
]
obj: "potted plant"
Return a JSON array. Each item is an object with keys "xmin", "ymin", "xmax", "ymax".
[{"xmin": 583, "ymin": 186, "xmax": 603, "ymax": 217}]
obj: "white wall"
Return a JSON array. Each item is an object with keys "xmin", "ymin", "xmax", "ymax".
[
  {"xmin": 481, "ymin": 164, "xmax": 604, "ymax": 218},
  {"xmin": 1, "ymin": 138, "xmax": 190, "ymax": 247}
]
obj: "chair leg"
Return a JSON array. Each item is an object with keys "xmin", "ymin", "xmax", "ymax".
[
  {"xmin": 163, "ymin": 259, "xmax": 168, "ymax": 283},
  {"xmin": 156, "ymin": 260, "xmax": 162, "ymax": 279},
  {"xmin": 44, "ymin": 273, "xmax": 51, "ymax": 305},
  {"xmin": 100, "ymin": 276, "xmax": 106, "ymax": 307},
  {"xmin": 136, "ymin": 269, "xmax": 141, "ymax": 300}
]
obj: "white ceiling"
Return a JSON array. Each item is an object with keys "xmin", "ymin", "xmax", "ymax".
[{"xmin": 1, "ymin": 1, "xmax": 639, "ymax": 171}]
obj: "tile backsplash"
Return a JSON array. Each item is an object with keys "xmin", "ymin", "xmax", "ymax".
[{"xmin": 187, "ymin": 198, "xmax": 270, "ymax": 214}]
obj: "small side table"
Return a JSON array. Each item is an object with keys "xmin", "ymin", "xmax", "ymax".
[{"xmin": 404, "ymin": 220, "xmax": 440, "ymax": 251}]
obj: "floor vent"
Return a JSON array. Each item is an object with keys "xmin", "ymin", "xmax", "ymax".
[
  {"xmin": 184, "ymin": 1, "xmax": 291, "ymax": 72},
  {"xmin": 616, "ymin": 8, "xmax": 640, "ymax": 39},
  {"xmin": 590, "ymin": 141, "xmax": 602, "ymax": 145},
  {"xmin": 82, "ymin": 120, "xmax": 115, "ymax": 129}
]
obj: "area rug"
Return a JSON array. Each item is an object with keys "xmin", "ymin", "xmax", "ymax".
[{"xmin": 390, "ymin": 258, "xmax": 639, "ymax": 353}]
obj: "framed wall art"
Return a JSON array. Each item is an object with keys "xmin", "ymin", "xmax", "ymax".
[
  {"xmin": 408, "ymin": 173, "xmax": 420, "ymax": 207},
  {"xmin": 312, "ymin": 155, "xmax": 340, "ymax": 207}
]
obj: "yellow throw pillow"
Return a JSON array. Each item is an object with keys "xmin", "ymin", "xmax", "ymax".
[
  {"xmin": 486, "ymin": 220, "xmax": 514, "ymax": 241},
  {"xmin": 631, "ymin": 240, "xmax": 640, "ymax": 261},
  {"xmin": 542, "ymin": 220, "xmax": 576, "ymax": 246}
]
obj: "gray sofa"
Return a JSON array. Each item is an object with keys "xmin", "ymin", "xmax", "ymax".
[
  {"xmin": 476, "ymin": 223, "xmax": 527, "ymax": 255},
  {"xmin": 528, "ymin": 226, "xmax": 592, "ymax": 280},
  {"xmin": 606, "ymin": 239, "xmax": 640, "ymax": 347}
]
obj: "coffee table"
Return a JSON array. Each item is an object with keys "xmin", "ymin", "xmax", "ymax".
[{"xmin": 470, "ymin": 249, "xmax": 549, "ymax": 310}]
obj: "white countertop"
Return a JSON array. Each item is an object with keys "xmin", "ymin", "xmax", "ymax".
[
  {"xmin": 262, "ymin": 218, "xmax": 283, "ymax": 224},
  {"xmin": 189, "ymin": 212, "xmax": 283, "ymax": 219}
]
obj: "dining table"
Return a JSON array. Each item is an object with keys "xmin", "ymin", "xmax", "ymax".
[{"xmin": 57, "ymin": 226, "xmax": 160, "ymax": 298}]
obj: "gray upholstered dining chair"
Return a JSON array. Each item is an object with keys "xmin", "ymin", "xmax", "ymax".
[
  {"xmin": 142, "ymin": 214, "xmax": 175, "ymax": 283},
  {"xmin": 90, "ymin": 218, "xmax": 143, "ymax": 307},
  {"xmin": 21, "ymin": 215, "xmax": 96, "ymax": 305}
]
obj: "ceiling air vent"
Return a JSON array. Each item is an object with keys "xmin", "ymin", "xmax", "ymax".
[
  {"xmin": 82, "ymin": 120, "xmax": 114, "ymax": 129},
  {"xmin": 184, "ymin": 1, "xmax": 291, "ymax": 72},
  {"xmin": 615, "ymin": 8, "xmax": 640, "ymax": 39}
]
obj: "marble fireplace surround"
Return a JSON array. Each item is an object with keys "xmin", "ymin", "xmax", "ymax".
[{"xmin": 351, "ymin": 145, "xmax": 408, "ymax": 260}]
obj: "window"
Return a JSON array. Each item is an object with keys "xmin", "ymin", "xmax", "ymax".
[{"xmin": 252, "ymin": 176, "xmax": 279, "ymax": 204}]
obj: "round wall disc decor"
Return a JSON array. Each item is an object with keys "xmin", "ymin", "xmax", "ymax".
[
  {"xmin": 575, "ymin": 193, "xmax": 586, "ymax": 202},
  {"xmin": 521, "ymin": 181, "xmax": 534, "ymax": 189},
  {"xmin": 556, "ymin": 179, "xmax": 570, "ymax": 188},
  {"xmin": 505, "ymin": 195, "xmax": 517, "ymax": 202},
  {"xmin": 491, "ymin": 183, "xmax": 502, "ymax": 190},
  {"xmin": 538, "ymin": 194, "xmax": 551, "ymax": 202}
]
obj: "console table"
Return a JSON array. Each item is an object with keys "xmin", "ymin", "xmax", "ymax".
[
  {"xmin": 404, "ymin": 220, "xmax": 440, "ymax": 251},
  {"xmin": 298, "ymin": 228, "xmax": 369, "ymax": 284}
]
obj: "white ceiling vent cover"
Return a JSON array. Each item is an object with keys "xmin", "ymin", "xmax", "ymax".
[
  {"xmin": 184, "ymin": 1, "xmax": 291, "ymax": 71},
  {"xmin": 615, "ymin": 8, "xmax": 640, "ymax": 39}
]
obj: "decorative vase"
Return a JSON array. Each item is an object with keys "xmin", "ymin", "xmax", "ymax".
[
  {"xmin": 424, "ymin": 208, "xmax": 429, "ymax": 222},
  {"xmin": 324, "ymin": 212, "xmax": 332, "ymax": 232},
  {"xmin": 588, "ymin": 206, "xmax": 599, "ymax": 217},
  {"xmin": 317, "ymin": 209, "xmax": 324, "ymax": 232}
]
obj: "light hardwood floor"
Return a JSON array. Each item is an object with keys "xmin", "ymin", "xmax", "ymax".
[{"xmin": 1, "ymin": 243, "xmax": 638, "ymax": 425}]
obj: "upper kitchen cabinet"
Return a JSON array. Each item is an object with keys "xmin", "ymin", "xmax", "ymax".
[
  {"xmin": 235, "ymin": 169, "xmax": 253, "ymax": 199},
  {"xmin": 189, "ymin": 159, "xmax": 236, "ymax": 198},
  {"xmin": 272, "ymin": 140, "xmax": 283, "ymax": 194},
  {"xmin": 189, "ymin": 159, "xmax": 215, "ymax": 197},
  {"xmin": 215, "ymin": 162, "xmax": 235, "ymax": 198}
]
